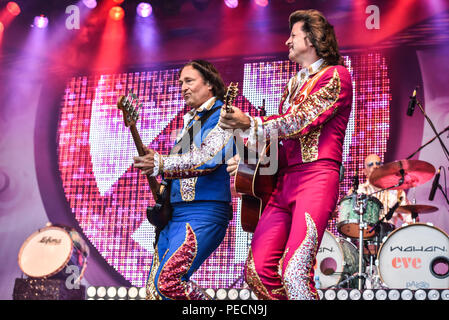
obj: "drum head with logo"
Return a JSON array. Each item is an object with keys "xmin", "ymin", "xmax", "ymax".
[
  {"xmin": 377, "ymin": 223, "xmax": 449, "ymax": 289},
  {"xmin": 315, "ymin": 230, "xmax": 358, "ymax": 288},
  {"xmin": 18, "ymin": 226, "xmax": 74, "ymax": 278}
]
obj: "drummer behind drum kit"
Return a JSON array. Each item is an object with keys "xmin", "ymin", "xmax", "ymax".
[
  {"xmin": 315, "ymin": 159, "xmax": 449, "ymax": 291},
  {"xmin": 14, "ymin": 165, "xmax": 448, "ymax": 297}
]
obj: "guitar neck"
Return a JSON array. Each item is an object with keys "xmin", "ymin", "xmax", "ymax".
[{"xmin": 130, "ymin": 125, "xmax": 161, "ymax": 199}]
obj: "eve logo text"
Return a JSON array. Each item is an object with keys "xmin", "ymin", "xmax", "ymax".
[{"xmin": 391, "ymin": 257, "xmax": 422, "ymax": 269}]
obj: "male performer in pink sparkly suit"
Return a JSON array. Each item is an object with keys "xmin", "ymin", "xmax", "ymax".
[{"xmin": 220, "ymin": 10, "xmax": 353, "ymax": 299}]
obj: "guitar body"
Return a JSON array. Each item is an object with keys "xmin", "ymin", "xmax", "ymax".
[
  {"xmin": 146, "ymin": 180, "xmax": 172, "ymax": 230},
  {"xmin": 235, "ymin": 145, "xmax": 277, "ymax": 233}
]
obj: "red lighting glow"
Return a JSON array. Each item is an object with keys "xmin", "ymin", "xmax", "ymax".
[
  {"xmin": 109, "ymin": 6, "xmax": 125, "ymax": 21},
  {"xmin": 254, "ymin": 0, "xmax": 268, "ymax": 7},
  {"xmin": 6, "ymin": 1, "xmax": 21, "ymax": 16}
]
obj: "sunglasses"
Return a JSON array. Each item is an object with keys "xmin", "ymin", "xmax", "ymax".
[{"xmin": 366, "ymin": 161, "xmax": 383, "ymax": 168}]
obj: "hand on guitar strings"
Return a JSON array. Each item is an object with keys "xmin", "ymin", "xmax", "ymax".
[
  {"xmin": 226, "ymin": 154, "xmax": 240, "ymax": 177},
  {"xmin": 219, "ymin": 106, "xmax": 251, "ymax": 130},
  {"xmin": 133, "ymin": 145, "xmax": 159, "ymax": 176}
]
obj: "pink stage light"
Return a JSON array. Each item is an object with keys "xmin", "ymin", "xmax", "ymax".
[
  {"xmin": 34, "ymin": 15, "xmax": 49, "ymax": 28},
  {"xmin": 254, "ymin": 0, "xmax": 268, "ymax": 7},
  {"xmin": 82, "ymin": 0, "xmax": 97, "ymax": 9},
  {"xmin": 6, "ymin": 1, "xmax": 21, "ymax": 16},
  {"xmin": 224, "ymin": 0, "xmax": 238, "ymax": 9},
  {"xmin": 0, "ymin": 22, "xmax": 4, "ymax": 33},
  {"xmin": 137, "ymin": 2, "xmax": 152, "ymax": 18}
]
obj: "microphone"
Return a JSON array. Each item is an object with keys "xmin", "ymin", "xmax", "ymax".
[
  {"xmin": 406, "ymin": 87, "xmax": 417, "ymax": 116},
  {"xmin": 429, "ymin": 167, "xmax": 441, "ymax": 201},
  {"xmin": 385, "ymin": 197, "xmax": 402, "ymax": 221}
]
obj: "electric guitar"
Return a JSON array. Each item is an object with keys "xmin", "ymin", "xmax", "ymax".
[{"xmin": 117, "ymin": 92, "xmax": 172, "ymax": 231}]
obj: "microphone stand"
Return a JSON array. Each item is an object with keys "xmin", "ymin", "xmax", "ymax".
[
  {"xmin": 407, "ymin": 125, "xmax": 449, "ymax": 160},
  {"xmin": 436, "ymin": 184, "xmax": 449, "ymax": 205},
  {"xmin": 336, "ymin": 170, "xmax": 405, "ymax": 290},
  {"xmin": 367, "ymin": 197, "xmax": 402, "ymax": 234},
  {"xmin": 414, "ymin": 99, "xmax": 449, "ymax": 161}
]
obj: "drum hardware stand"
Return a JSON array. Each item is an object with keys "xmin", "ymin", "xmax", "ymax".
[
  {"xmin": 356, "ymin": 194, "xmax": 368, "ymax": 290},
  {"xmin": 436, "ymin": 182, "xmax": 449, "ymax": 205},
  {"xmin": 367, "ymin": 197, "xmax": 402, "ymax": 234},
  {"xmin": 408, "ymin": 93, "xmax": 449, "ymax": 161},
  {"xmin": 429, "ymin": 166, "xmax": 449, "ymax": 205},
  {"xmin": 335, "ymin": 192, "xmax": 370, "ymax": 290},
  {"xmin": 406, "ymin": 125, "xmax": 449, "ymax": 160},
  {"xmin": 334, "ymin": 272, "xmax": 367, "ymax": 289}
]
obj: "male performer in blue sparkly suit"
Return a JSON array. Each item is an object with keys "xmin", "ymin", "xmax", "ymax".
[{"xmin": 133, "ymin": 60, "xmax": 235, "ymax": 300}]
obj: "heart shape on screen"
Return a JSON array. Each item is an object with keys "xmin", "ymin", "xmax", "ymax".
[{"xmin": 89, "ymin": 75, "xmax": 184, "ymax": 196}]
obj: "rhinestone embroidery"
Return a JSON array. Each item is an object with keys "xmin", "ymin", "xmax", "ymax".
[
  {"xmin": 163, "ymin": 125, "xmax": 232, "ymax": 179},
  {"xmin": 244, "ymin": 248, "xmax": 286, "ymax": 300},
  {"xmin": 244, "ymin": 248, "xmax": 275, "ymax": 300},
  {"xmin": 299, "ymin": 125, "xmax": 322, "ymax": 163},
  {"xmin": 262, "ymin": 68, "xmax": 341, "ymax": 140},
  {"xmin": 146, "ymin": 246, "xmax": 162, "ymax": 300},
  {"xmin": 283, "ymin": 213, "xmax": 319, "ymax": 300},
  {"xmin": 157, "ymin": 223, "xmax": 211, "ymax": 300},
  {"xmin": 180, "ymin": 177, "xmax": 198, "ymax": 201}
]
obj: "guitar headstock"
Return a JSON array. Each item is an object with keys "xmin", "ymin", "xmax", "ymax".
[
  {"xmin": 224, "ymin": 82, "xmax": 239, "ymax": 113},
  {"xmin": 117, "ymin": 91, "xmax": 142, "ymax": 127}
]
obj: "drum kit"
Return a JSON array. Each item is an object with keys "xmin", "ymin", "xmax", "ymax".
[
  {"xmin": 15, "ymin": 161, "xmax": 448, "ymax": 294},
  {"xmin": 315, "ymin": 159, "xmax": 449, "ymax": 291},
  {"xmin": 17, "ymin": 224, "xmax": 89, "ymax": 286}
]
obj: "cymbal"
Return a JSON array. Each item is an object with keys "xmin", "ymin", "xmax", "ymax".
[
  {"xmin": 396, "ymin": 204, "xmax": 439, "ymax": 214},
  {"xmin": 370, "ymin": 159, "xmax": 435, "ymax": 190}
]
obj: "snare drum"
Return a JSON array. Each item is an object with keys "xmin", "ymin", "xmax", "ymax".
[
  {"xmin": 314, "ymin": 230, "xmax": 359, "ymax": 288},
  {"xmin": 18, "ymin": 225, "xmax": 89, "ymax": 283},
  {"xmin": 337, "ymin": 194, "xmax": 383, "ymax": 239},
  {"xmin": 377, "ymin": 223, "xmax": 449, "ymax": 289}
]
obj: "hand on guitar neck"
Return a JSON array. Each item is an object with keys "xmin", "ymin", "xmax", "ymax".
[
  {"xmin": 219, "ymin": 82, "xmax": 250, "ymax": 131},
  {"xmin": 133, "ymin": 145, "xmax": 160, "ymax": 176},
  {"xmin": 219, "ymin": 106, "xmax": 251, "ymax": 130}
]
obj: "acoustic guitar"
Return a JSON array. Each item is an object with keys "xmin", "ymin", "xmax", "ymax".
[
  {"xmin": 234, "ymin": 142, "xmax": 277, "ymax": 233},
  {"xmin": 224, "ymin": 92, "xmax": 277, "ymax": 233}
]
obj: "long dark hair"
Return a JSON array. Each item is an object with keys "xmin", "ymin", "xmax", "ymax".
[
  {"xmin": 289, "ymin": 10, "xmax": 344, "ymax": 66},
  {"xmin": 179, "ymin": 60, "xmax": 226, "ymax": 101}
]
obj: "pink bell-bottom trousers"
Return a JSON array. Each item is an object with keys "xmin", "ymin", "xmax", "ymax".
[{"xmin": 244, "ymin": 159, "xmax": 340, "ymax": 300}]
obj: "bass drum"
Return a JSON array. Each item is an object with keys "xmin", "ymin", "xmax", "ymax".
[
  {"xmin": 314, "ymin": 230, "xmax": 359, "ymax": 288},
  {"xmin": 377, "ymin": 223, "xmax": 449, "ymax": 289},
  {"xmin": 18, "ymin": 225, "xmax": 89, "ymax": 283}
]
